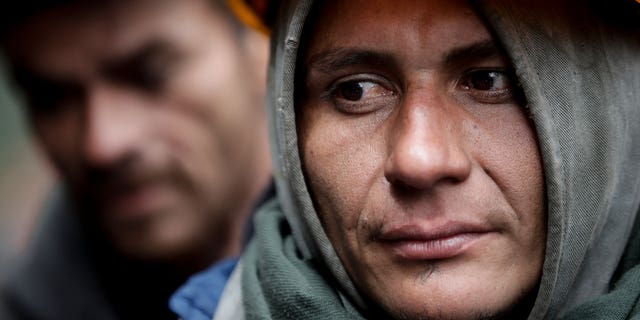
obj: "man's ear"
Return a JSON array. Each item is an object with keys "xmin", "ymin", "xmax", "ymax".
[{"xmin": 227, "ymin": 0, "xmax": 280, "ymax": 35}]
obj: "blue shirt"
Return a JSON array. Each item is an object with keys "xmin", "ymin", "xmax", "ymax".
[
  {"xmin": 169, "ymin": 183, "xmax": 275, "ymax": 320},
  {"xmin": 169, "ymin": 258, "xmax": 239, "ymax": 320}
]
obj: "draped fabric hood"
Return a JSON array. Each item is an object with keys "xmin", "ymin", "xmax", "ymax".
[{"xmin": 265, "ymin": 0, "xmax": 640, "ymax": 318}]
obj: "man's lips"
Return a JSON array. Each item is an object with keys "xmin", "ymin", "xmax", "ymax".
[{"xmin": 376, "ymin": 223, "xmax": 495, "ymax": 260}]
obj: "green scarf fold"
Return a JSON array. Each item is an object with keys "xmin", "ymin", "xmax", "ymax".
[
  {"xmin": 558, "ymin": 264, "xmax": 640, "ymax": 320},
  {"xmin": 241, "ymin": 199, "xmax": 366, "ymax": 320},
  {"xmin": 559, "ymin": 213, "xmax": 640, "ymax": 320}
]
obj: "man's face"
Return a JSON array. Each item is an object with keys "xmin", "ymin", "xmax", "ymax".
[
  {"xmin": 298, "ymin": 0, "xmax": 546, "ymax": 319},
  {"xmin": 5, "ymin": 0, "xmax": 269, "ymax": 262}
]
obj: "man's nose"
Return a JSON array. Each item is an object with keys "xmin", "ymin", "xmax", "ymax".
[
  {"xmin": 384, "ymin": 90, "xmax": 472, "ymax": 190},
  {"xmin": 82, "ymin": 85, "xmax": 144, "ymax": 167}
]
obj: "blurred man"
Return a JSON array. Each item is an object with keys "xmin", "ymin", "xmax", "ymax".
[{"xmin": 0, "ymin": 0, "xmax": 271, "ymax": 319}]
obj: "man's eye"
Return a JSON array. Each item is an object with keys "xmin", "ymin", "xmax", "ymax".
[
  {"xmin": 106, "ymin": 49, "xmax": 180, "ymax": 94},
  {"xmin": 14, "ymin": 72, "xmax": 82, "ymax": 115},
  {"xmin": 459, "ymin": 69, "xmax": 518, "ymax": 104},
  {"xmin": 465, "ymin": 71, "xmax": 510, "ymax": 91},
  {"xmin": 329, "ymin": 78, "xmax": 396, "ymax": 114},
  {"xmin": 135, "ymin": 63, "xmax": 169, "ymax": 92},
  {"xmin": 28, "ymin": 87, "xmax": 81, "ymax": 115},
  {"xmin": 336, "ymin": 81, "xmax": 377, "ymax": 101}
]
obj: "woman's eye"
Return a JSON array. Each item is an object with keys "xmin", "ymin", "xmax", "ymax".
[
  {"xmin": 459, "ymin": 69, "xmax": 519, "ymax": 104},
  {"xmin": 329, "ymin": 79, "xmax": 396, "ymax": 113}
]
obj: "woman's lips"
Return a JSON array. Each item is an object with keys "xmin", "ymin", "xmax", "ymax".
[{"xmin": 377, "ymin": 224, "xmax": 494, "ymax": 260}]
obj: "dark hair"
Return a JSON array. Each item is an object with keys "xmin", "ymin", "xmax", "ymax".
[
  {"xmin": 0, "ymin": 0, "xmax": 73, "ymax": 39},
  {"xmin": 0, "ymin": 0, "xmax": 244, "ymax": 42},
  {"xmin": 591, "ymin": 0, "xmax": 640, "ymax": 30}
]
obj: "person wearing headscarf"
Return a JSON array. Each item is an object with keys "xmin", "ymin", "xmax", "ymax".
[{"xmin": 192, "ymin": 0, "xmax": 640, "ymax": 319}]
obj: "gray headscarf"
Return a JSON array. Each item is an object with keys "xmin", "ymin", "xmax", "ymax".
[{"xmin": 266, "ymin": 0, "xmax": 640, "ymax": 318}]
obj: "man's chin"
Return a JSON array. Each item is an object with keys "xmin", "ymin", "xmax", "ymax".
[
  {"xmin": 107, "ymin": 226, "xmax": 199, "ymax": 263},
  {"xmin": 99, "ymin": 207, "xmax": 199, "ymax": 263}
]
